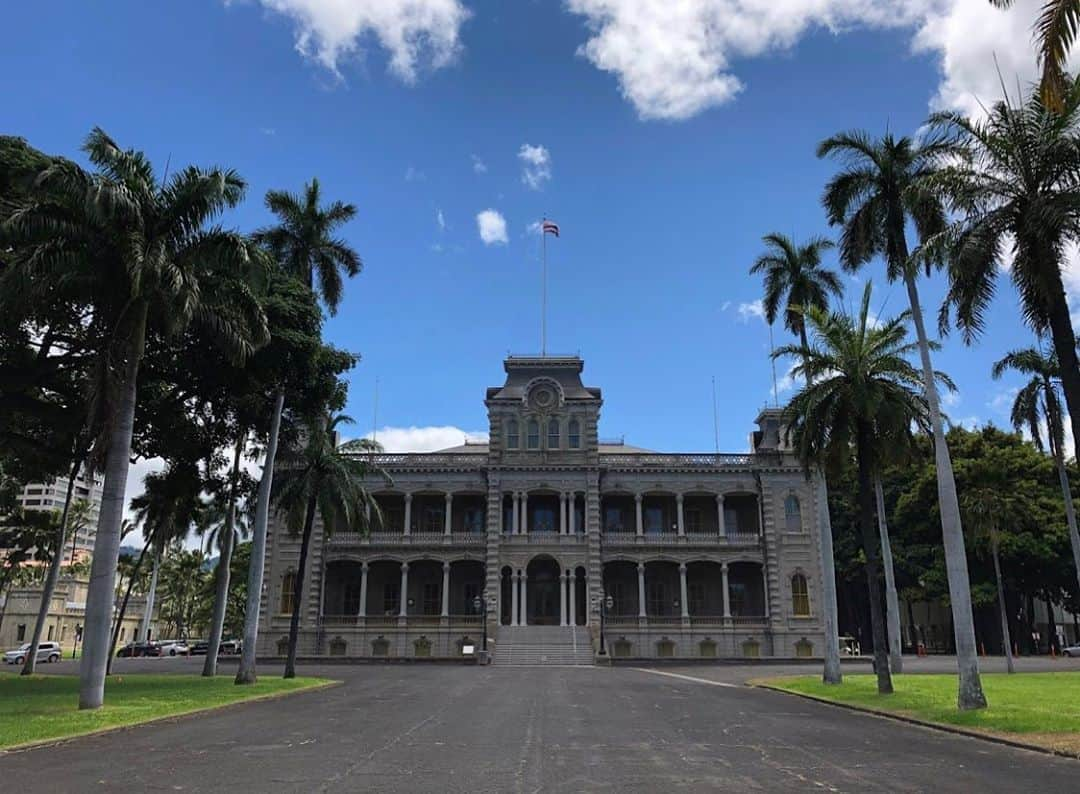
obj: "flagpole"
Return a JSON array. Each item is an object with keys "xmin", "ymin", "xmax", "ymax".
[{"xmin": 541, "ymin": 217, "xmax": 547, "ymax": 357}]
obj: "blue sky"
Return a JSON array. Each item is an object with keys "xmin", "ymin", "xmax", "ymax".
[{"xmin": 2, "ymin": 0, "xmax": 1061, "ymax": 459}]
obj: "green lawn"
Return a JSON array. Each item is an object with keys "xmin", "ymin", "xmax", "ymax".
[
  {"xmin": 764, "ymin": 673, "xmax": 1080, "ymax": 753},
  {"xmin": 0, "ymin": 673, "xmax": 332, "ymax": 750}
]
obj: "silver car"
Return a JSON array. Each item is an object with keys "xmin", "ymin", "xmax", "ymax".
[
  {"xmin": 4, "ymin": 641, "xmax": 62, "ymax": 665},
  {"xmin": 157, "ymin": 640, "xmax": 190, "ymax": 656}
]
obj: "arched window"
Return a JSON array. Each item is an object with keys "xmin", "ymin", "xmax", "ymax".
[
  {"xmin": 280, "ymin": 572, "xmax": 297, "ymax": 614},
  {"xmin": 547, "ymin": 418, "xmax": 560, "ymax": 449},
  {"xmin": 568, "ymin": 418, "xmax": 581, "ymax": 448},
  {"xmin": 784, "ymin": 494, "xmax": 801, "ymax": 532},
  {"xmin": 506, "ymin": 418, "xmax": 519, "ymax": 449},
  {"xmin": 791, "ymin": 573, "xmax": 810, "ymax": 616},
  {"xmin": 527, "ymin": 419, "xmax": 540, "ymax": 449}
]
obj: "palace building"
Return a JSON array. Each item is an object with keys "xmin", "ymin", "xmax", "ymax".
[{"xmin": 257, "ymin": 355, "xmax": 828, "ymax": 662}]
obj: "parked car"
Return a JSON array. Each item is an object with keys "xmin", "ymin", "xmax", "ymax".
[
  {"xmin": 4, "ymin": 641, "xmax": 62, "ymax": 665},
  {"xmin": 116, "ymin": 642, "xmax": 162, "ymax": 658},
  {"xmin": 220, "ymin": 639, "xmax": 242, "ymax": 655},
  {"xmin": 189, "ymin": 640, "xmax": 209, "ymax": 655},
  {"xmin": 157, "ymin": 640, "xmax": 190, "ymax": 656},
  {"xmin": 189, "ymin": 639, "xmax": 241, "ymax": 655},
  {"xmin": 1064, "ymin": 643, "xmax": 1080, "ymax": 658}
]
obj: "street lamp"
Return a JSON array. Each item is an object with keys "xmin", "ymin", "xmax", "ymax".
[
  {"xmin": 473, "ymin": 594, "xmax": 488, "ymax": 653},
  {"xmin": 599, "ymin": 593, "xmax": 614, "ymax": 655}
]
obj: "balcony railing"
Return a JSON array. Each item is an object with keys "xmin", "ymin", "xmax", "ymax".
[
  {"xmin": 326, "ymin": 531, "xmax": 486, "ymax": 546},
  {"xmin": 604, "ymin": 615, "xmax": 768, "ymax": 628},
  {"xmin": 602, "ymin": 532, "xmax": 762, "ymax": 546},
  {"xmin": 318, "ymin": 615, "xmax": 484, "ymax": 628},
  {"xmin": 344, "ymin": 452, "xmax": 489, "ymax": 469},
  {"xmin": 601, "ymin": 453, "xmax": 779, "ymax": 469}
]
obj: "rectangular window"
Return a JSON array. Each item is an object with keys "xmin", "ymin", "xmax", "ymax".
[
  {"xmin": 689, "ymin": 583, "xmax": 706, "ymax": 615},
  {"xmin": 533, "ymin": 507, "xmax": 556, "ymax": 533},
  {"xmin": 724, "ymin": 507, "xmax": 739, "ymax": 534},
  {"xmin": 644, "ymin": 506, "xmax": 664, "ymax": 534},
  {"xmin": 547, "ymin": 421, "xmax": 560, "ymax": 449},
  {"xmin": 568, "ymin": 421, "xmax": 581, "ymax": 448},
  {"xmin": 504, "ymin": 504, "xmax": 514, "ymax": 534},
  {"xmin": 527, "ymin": 422, "xmax": 540, "ymax": 449},
  {"xmin": 17, "ymin": 624, "xmax": 26, "ymax": 641},
  {"xmin": 464, "ymin": 582, "xmax": 480, "ymax": 613},
  {"xmin": 729, "ymin": 583, "xmax": 746, "ymax": 616},
  {"xmin": 646, "ymin": 581, "xmax": 668, "ymax": 616},
  {"xmin": 383, "ymin": 508, "xmax": 404, "ymax": 533},
  {"xmin": 422, "ymin": 582, "xmax": 440, "ymax": 615},
  {"xmin": 423, "ymin": 506, "xmax": 444, "ymax": 533},
  {"xmin": 506, "ymin": 420, "xmax": 519, "ymax": 449},
  {"xmin": 47, "ymin": 625, "xmax": 54, "ymax": 641},
  {"xmin": 343, "ymin": 581, "xmax": 362, "ymax": 615},
  {"xmin": 685, "ymin": 508, "xmax": 703, "ymax": 533},
  {"xmin": 61, "ymin": 626, "xmax": 67, "ymax": 641},
  {"xmin": 464, "ymin": 507, "xmax": 484, "ymax": 534},
  {"xmin": 604, "ymin": 506, "xmax": 625, "ymax": 533},
  {"xmin": 383, "ymin": 583, "xmax": 400, "ymax": 615}
]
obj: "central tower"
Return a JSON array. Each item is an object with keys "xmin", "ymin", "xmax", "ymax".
[{"xmin": 484, "ymin": 356, "xmax": 602, "ymax": 466}]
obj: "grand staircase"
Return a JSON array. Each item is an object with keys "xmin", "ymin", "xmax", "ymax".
[{"xmin": 493, "ymin": 626, "xmax": 594, "ymax": 666}]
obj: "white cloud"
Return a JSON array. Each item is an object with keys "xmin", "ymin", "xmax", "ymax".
[
  {"xmin": 720, "ymin": 300, "xmax": 732, "ymax": 312},
  {"xmin": 404, "ymin": 165, "xmax": 426, "ymax": 182},
  {"xmin": 564, "ymin": 0, "xmax": 1057, "ymax": 121},
  {"xmin": 238, "ymin": 0, "xmax": 469, "ymax": 82},
  {"xmin": 365, "ymin": 425, "xmax": 488, "ymax": 451},
  {"xmin": 471, "ymin": 154, "xmax": 488, "ymax": 174},
  {"xmin": 518, "ymin": 143, "xmax": 552, "ymax": 189},
  {"xmin": 775, "ymin": 361, "xmax": 804, "ymax": 395},
  {"xmin": 259, "ymin": 127, "xmax": 277, "ymax": 136},
  {"xmin": 940, "ymin": 389, "xmax": 961, "ymax": 408},
  {"xmin": 436, "ymin": 208, "xmax": 446, "ymax": 231},
  {"xmin": 737, "ymin": 300, "xmax": 766, "ymax": 323},
  {"xmin": 476, "ymin": 209, "xmax": 508, "ymax": 245}
]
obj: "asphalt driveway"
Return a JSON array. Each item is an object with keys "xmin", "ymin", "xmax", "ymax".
[{"xmin": 2, "ymin": 662, "xmax": 1076, "ymax": 792}]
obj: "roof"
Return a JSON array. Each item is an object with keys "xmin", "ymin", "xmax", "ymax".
[{"xmin": 431, "ymin": 442, "xmax": 656, "ymax": 454}]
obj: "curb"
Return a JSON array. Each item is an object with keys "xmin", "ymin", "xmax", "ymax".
[
  {"xmin": 751, "ymin": 682, "xmax": 1080, "ymax": 761},
  {"xmin": 0, "ymin": 678, "xmax": 341, "ymax": 756}
]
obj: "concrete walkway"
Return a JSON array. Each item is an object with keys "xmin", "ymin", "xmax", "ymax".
[{"xmin": 2, "ymin": 660, "xmax": 1077, "ymax": 792}]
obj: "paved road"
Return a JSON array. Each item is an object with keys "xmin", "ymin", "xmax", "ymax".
[{"xmin": 2, "ymin": 663, "xmax": 1077, "ymax": 792}]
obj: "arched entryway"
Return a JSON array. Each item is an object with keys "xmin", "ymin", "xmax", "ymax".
[{"xmin": 526, "ymin": 556, "xmax": 561, "ymax": 625}]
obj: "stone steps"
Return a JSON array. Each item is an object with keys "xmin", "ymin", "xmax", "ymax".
[{"xmin": 494, "ymin": 626, "xmax": 594, "ymax": 666}]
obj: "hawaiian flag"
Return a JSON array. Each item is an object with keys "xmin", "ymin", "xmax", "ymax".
[{"xmin": 542, "ymin": 219, "xmax": 560, "ymax": 237}]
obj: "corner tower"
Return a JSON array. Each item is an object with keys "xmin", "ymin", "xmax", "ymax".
[{"xmin": 485, "ymin": 356, "xmax": 602, "ymax": 466}]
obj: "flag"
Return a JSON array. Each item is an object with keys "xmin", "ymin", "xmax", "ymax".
[{"xmin": 542, "ymin": 220, "xmax": 559, "ymax": 237}]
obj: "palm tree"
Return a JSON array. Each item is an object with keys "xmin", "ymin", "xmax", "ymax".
[
  {"xmin": 989, "ymin": 1, "xmax": 1077, "ymax": 111},
  {"xmin": 931, "ymin": 85, "xmax": 1080, "ymax": 506},
  {"xmin": 237, "ymin": 183, "xmax": 362, "ymax": 686},
  {"xmin": 817, "ymin": 129, "xmax": 988, "ymax": 710},
  {"xmin": 750, "ymin": 231, "xmax": 845, "ymax": 684},
  {"xmin": 0, "ymin": 128, "xmax": 268, "ymax": 709},
  {"xmin": 272, "ymin": 412, "xmax": 384, "ymax": 678},
  {"xmin": 992, "ymin": 346, "xmax": 1080, "ymax": 600},
  {"xmin": 961, "ymin": 475, "xmax": 1022, "ymax": 674},
  {"xmin": 750, "ymin": 233, "xmax": 842, "ymax": 352},
  {"xmin": 107, "ymin": 462, "xmax": 203, "ymax": 673},
  {"xmin": 777, "ymin": 283, "xmax": 936, "ymax": 695}
]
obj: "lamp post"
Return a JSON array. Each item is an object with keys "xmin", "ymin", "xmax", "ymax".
[
  {"xmin": 473, "ymin": 594, "xmax": 487, "ymax": 653},
  {"xmin": 598, "ymin": 593, "xmax": 613, "ymax": 655}
]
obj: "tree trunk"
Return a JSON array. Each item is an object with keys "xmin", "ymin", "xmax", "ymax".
[
  {"xmin": 22, "ymin": 458, "xmax": 81, "ymax": 675},
  {"xmin": 990, "ymin": 535, "xmax": 1014, "ymax": 674},
  {"xmin": 141, "ymin": 549, "xmax": 160, "ymax": 642},
  {"xmin": 79, "ymin": 301, "xmax": 148, "ymax": 710},
  {"xmin": 204, "ymin": 435, "xmax": 244, "ymax": 677},
  {"xmin": 902, "ymin": 272, "xmax": 986, "ymax": 709},
  {"xmin": 237, "ymin": 389, "xmax": 285, "ymax": 685},
  {"xmin": 856, "ymin": 422, "xmax": 893, "ymax": 694},
  {"xmin": 874, "ymin": 475, "xmax": 903, "ymax": 675},
  {"xmin": 1044, "ymin": 269, "xmax": 1080, "ymax": 487},
  {"xmin": 815, "ymin": 471, "xmax": 842, "ymax": 684},
  {"xmin": 1051, "ymin": 443, "xmax": 1080, "ymax": 606},
  {"xmin": 284, "ymin": 493, "xmax": 318, "ymax": 679},
  {"xmin": 1046, "ymin": 596, "xmax": 1059, "ymax": 654},
  {"xmin": 106, "ymin": 535, "xmax": 152, "ymax": 674}
]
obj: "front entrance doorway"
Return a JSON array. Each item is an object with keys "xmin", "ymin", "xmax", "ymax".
[{"xmin": 527, "ymin": 557, "xmax": 561, "ymax": 625}]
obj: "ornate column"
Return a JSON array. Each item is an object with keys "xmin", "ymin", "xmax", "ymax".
[
  {"xmin": 444, "ymin": 493, "xmax": 453, "ymax": 536},
  {"xmin": 716, "ymin": 494, "xmax": 725, "ymax": 537},
  {"xmin": 637, "ymin": 562, "xmax": 647, "ymax": 618},
  {"xmin": 441, "ymin": 561, "xmax": 451, "ymax": 617},
  {"xmin": 721, "ymin": 562, "xmax": 731, "ymax": 618},
  {"xmin": 635, "ymin": 493, "xmax": 643, "ymax": 536},
  {"xmin": 520, "ymin": 492, "xmax": 529, "ymax": 535},
  {"xmin": 358, "ymin": 561, "xmax": 368, "ymax": 618},
  {"xmin": 560, "ymin": 571, "xmax": 568, "ymax": 626},
  {"xmin": 676, "ymin": 494, "xmax": 685, "ymax": 536},
  {"xmin": 569, "ymin": 571, "xmax": 577, "ymax": 626},
  {"xmin": 403, "ymin": 493, "xmax": 412, "ymax": 536},
  {"xmin": 511, "ymin": 570, "xmax": 520, "ymax": 626},
  {"xmin": 521, "ymin": 570, "xmax": 529, "ymax": 625},
  {"xmin": 399, "ymin": 562, "xmax": 409, "ymax": 618},
  {"xmin": 511, "ymin": 492, "xmax": 519, "ymax": 535},
  {"xmin": 679, "ymin": 562, "xmax": 689, "ymax": 619},
  {"xmin": 559, "ymin": 493, "xmax": 567, "ymax": 535}
]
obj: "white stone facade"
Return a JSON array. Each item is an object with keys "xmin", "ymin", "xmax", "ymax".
[{"xmin": 257, "ymin": 356, "xmax": 827, "ymax": 660}]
